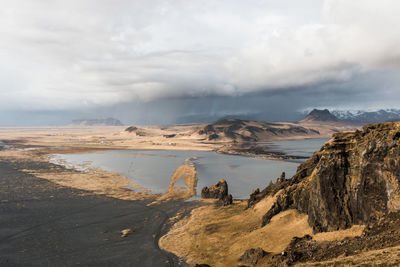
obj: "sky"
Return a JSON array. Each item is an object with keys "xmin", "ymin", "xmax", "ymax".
[{"xmin": 1, "ymin": 0, "xmax": 400, "ymax": 125}]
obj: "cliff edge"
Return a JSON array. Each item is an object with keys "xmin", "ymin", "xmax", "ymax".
[{"xmin": 249, "ymin": 122, "xmax": 400, "ymax": 233}]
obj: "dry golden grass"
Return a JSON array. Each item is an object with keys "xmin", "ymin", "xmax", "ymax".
[
  {"xmin": 151, "ymin": 162, "xmax": 198, "ymax": 204},
  {"xmin": 0, "ymin": 149, "xmax": 152, "ymax": 201},
  {"xmin": 25, "ymin": 167, "xmax": 152, "ymax": 201},
  {"xmin": 160, "ymin": 193, "xmax": 367, "ymax": 267},
  {"xmin": 159, "ymin": 195, "xmax": 313, "ymax": 267},
  {"xmin": 313, "ymin": 225, "xmax": 365, "ymax": 242}
]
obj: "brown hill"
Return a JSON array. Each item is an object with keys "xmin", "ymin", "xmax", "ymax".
[{"xmin": 198, "ymin": 119, "xmax": 321, "ymax": 142}]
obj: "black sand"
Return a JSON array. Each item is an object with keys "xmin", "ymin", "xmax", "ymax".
[{"xmin": 0, "ymin": 159, "xmax": 194, "ymax": 267}]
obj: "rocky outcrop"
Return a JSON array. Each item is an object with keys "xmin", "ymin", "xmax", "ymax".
[
  {"xmin": 277, "ymin": 171, "xmax": 286, "ymax": 183},
  {"xmin": 201, "ymin": 179, "xmax": 233, "ymax": 206},
  {"xmin": 201, "ymin": 179, "xmax": 228, "ymax": 199},
  {"xmin": 255, "ymin": 122, "xmax": 400, "ymax": 233},
  {"xmin": 238, "ymin": 247, "xmax": 269, "ymax": 266},
  {"xmin": 247, "ymin": 172, "xmax": 289, "ymax": 208}
]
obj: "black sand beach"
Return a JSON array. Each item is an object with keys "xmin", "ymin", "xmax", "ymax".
[{"xmin": 0, "ymin": 159, "xmax": 193, "ymax": 266}]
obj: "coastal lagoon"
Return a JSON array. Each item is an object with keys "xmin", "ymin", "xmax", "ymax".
[
  {"xmin": 266, "ymin": 138, "xmax": 330, "ymax": 160},
  {"xmin": 51, "ymin": 138, "xmax": 329, "ymax": 199}
]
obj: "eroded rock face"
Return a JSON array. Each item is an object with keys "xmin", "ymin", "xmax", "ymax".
[
  {"xmin": 201, "ymin": 179, "xmax": 233, "ymax": 205},
  {"xmin": 255, "ymin": 122, "xmax": 400, "ymax": 233}
]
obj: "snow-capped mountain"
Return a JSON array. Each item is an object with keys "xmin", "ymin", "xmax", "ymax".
[{"xmin": 331, "ymin": 109, "xmax": 400, "ymax": 124}]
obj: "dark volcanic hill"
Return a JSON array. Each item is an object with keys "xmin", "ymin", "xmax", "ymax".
[
  {"xmin": 301, "ymin": 109, "xmax": 340, "ymax": 122},
  {"xmin": 249, "ymin": 122, "xmax": 400, "ymax": 233},
  {"xmin": 71, "ymin": 118, "xmax": 123, "ymax": 126}
]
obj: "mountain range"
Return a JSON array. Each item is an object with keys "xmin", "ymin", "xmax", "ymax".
[
  {"xmin": 176, "ymin": 109, "xmax": 400, "ymax": 125},
  {"xmin": 331, "ymin": 109, "xmax": 400, "ymax": 123}
]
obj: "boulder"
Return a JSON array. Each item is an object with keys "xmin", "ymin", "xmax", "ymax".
[{"xmin": 120, "ymin": 228, "xmax": 133, "ymax": 237}]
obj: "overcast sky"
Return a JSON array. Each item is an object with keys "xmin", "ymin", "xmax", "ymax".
[{"xmin": 1, "ymin": 0, "xmax": 400, "ymax": 125}]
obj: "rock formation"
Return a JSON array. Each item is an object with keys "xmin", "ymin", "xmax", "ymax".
[
  {"xmin": 277, "ymin": 171, "xmax": 286, "ymax": 183},
  {"xmin": 250, "ymin": 122, "xmax": 400, "ymax": 233},
  {"xmin": 201, "ymin": 179, "xmax": 233, "ymax": 205},
  {"xmin": 247, "ymin": 172, "xmax": 289, "ymax": 208}
]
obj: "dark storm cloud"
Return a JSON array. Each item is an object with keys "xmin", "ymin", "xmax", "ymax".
[{"xmin": 0, "ymin": 0, "xmax": 399, "ymax": 125}]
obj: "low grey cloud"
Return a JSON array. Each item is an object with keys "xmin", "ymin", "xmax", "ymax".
[{"xmin": 0, "ymin": 0, "xmax": 399, "ymax": 119}]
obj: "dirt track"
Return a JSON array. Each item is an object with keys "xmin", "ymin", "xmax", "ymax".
[{"xmin": 0, "ymin": 159, "xmax": 196, "ymax": 266}]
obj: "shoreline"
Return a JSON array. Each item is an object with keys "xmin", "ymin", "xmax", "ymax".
[
  {"xmin": 0, "ymin": 156, "xmax": 198, "ymax": 266},
  {"xmin": 0, "ymin": 137, "xmax": 314, "ymax": 202},
  {"xmin": 1, "ymin": 137, "xmax": 314, "ymax": 162}
]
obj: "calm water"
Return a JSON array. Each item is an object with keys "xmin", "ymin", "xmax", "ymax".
[
  {"xmin": 51, "ymin": 138, "xmax": 329, "ymax": 199},
  {"xmin": 266, "ymin": 138, "xmax": 330, "ymax": 159}
]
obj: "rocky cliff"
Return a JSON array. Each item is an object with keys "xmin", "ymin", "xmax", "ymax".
[{"xmin": 249, "ymin": 122, "xmax": 400, "ymax": 233}]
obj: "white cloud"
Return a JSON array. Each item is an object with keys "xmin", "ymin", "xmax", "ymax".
[{"xmin": 0, "ymin": 0, "xmax": 399, "ymax": 110}]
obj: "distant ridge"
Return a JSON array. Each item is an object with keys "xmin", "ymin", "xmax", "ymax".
[
  {"xmin": 301, "ymin": 109, "xmax": 340, "ymax": 122},
  {"xmin": 71, "ymin": 118, "xmax": 123, "ymax": 126},
  {"xmin": 332, "ymin": 109, "xmax": 400, "ymax": 124},
  {"xmin": 197, "ymin": 118, "xmax": 321, "ymax": 142}
]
